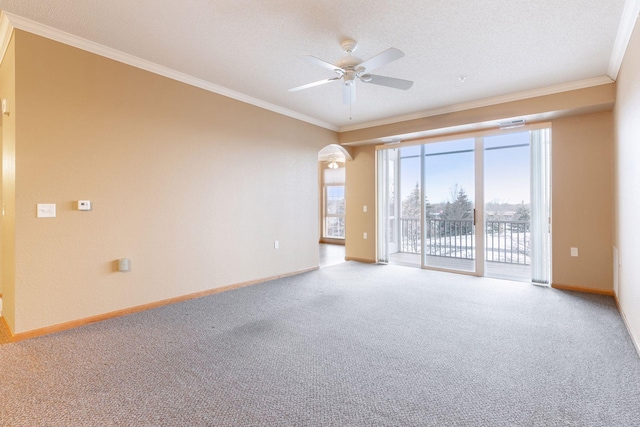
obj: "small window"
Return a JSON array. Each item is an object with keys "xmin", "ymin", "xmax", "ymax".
[{"xmin": 324, "ymin": 184, "xmax": 345, "ymax": 238}]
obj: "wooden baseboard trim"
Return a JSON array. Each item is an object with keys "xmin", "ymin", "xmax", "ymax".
[
  {"xmin": 344, "ymin": 257, "xmax": 376, "ymax": 264},
  {"xmin": 1, "ymin": 316, "xmax": 11, "ymax": 336},
  {"xmin": 319, "ymin": 239, "xmax": 345, "ymax": 246},
  {"xmin": 551, "ymin": 283, "xmax": 614, "ymax": 296},
  {"xmin": 9, "ymin": 266, "xmax": 319, "ymax": 342}
]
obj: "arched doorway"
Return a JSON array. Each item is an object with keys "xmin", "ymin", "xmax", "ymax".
[{"xmin": 318, "ymin": 144, "xmax": 352, "ymax": 267}]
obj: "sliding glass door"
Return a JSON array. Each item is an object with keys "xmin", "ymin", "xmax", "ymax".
[
  {"xmin": 423, "ymin": 138, "xmax": 477, "ymax": 273},
  {"xmin": 376, "ymin": 127, "xmax": 551, "ymax": 283}
]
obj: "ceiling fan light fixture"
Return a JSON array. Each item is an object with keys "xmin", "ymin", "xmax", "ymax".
[
  {"xmin": 327, "ymin": 155, "xmax": 340, "ymax": 169},
  {"xmin": 344, "ymin": 72, "xmax": 356, "ymax": 85}
]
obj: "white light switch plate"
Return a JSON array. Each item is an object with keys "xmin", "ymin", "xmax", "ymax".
[
  {"xmin": 570, "ymin": 247, "xmax": 578, "ymax": 257},
  {"xmin": 37, "ymin": 203, "xmax": 56, "ymax": 218}
]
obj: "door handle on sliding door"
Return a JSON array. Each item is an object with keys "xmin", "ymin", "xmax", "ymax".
[{"xmin": 473, "ymin": 208, "xmax": 476, "ymax": 226}]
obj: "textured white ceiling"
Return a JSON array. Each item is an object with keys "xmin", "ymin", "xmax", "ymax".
[{"xmin": 0, "ymin": 0, "xmax": 630, "ymax": 130}]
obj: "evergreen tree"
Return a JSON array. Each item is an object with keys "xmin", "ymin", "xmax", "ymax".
[
  {"xmin": 402, "ymin": 182, "xmax": 433, "ymax": 218},
  {"xmin": 402, "ymin": 183, "xmax": 421, "ymax": 218},
  {"xmin": 441, "ymin": 185, "xmax": 473, "ymax": 220},
  {"xmin": 515, "ymin": 202, "xmax": 530, "ymax": 222}
]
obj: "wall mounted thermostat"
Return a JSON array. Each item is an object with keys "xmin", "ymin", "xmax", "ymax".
[{"xmin": 78, "ymin": 200, "xmax": 92, "ymax": 211}]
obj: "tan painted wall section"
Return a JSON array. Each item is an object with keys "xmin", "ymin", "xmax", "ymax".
[
  {"xmin": 613, "ymin": 18, "xmax": 640, "ymax": 352},
  {"xmin": 551, "ymin": 112, "xmax": 613, "ymax": 291},
  {"xmin": 345, "ymin": 145, "xmax": 376, "ymax": 262},
  {"xmin": 0, "ymin": 33, "xmax": 16, "ymax": 330},
  {"xmin": 11, "ymin": 30, "xmax": 336, "ymax": 334}
]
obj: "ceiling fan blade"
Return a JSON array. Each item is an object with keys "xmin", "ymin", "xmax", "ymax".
[
  {"xmin": 343, "ymin": 83, "xmax": 356, "ymax": 105},
  {"xmin": 288, "ymin": 77, "xmax": 341, "ymax": 92},
  {"xmin": 358, "ymin": 48, "xmax": 404, "ymax": 72},
  {"xmin": 304, "ymin": 55, "xmax": 344, "ymax": 73},
  {"xmin": 362, "ymin": 74, "xmax": 413, "ymax": 90}
]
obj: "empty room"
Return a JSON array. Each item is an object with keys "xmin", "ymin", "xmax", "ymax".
[{"xmin": 1, "ymin": 1, "xmax": 639, "ymax": 425}]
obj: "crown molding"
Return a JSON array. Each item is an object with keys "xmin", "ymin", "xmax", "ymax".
[
  {"xmin": 0, "ymin": 12, "xmax": 338, "ymax": 132},
  {"xmin": 338, "ymin": 75, "xmax": 615, "ymax": 133},
  {"xmin": 608, "ymin": 0, "xmax": 640, "ymax": 80},
  {"xmin": 0, "ymin": 12, "xmax": 13, "ymax": 62}
]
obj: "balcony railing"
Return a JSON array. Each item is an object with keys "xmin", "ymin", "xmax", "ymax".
[
  {"xmin": 485, "ymin": 220, "xmax": 530, "ymax": 265},
  {"xmin": 398, "ymin": 218, "xmax": 530, "ymax": 265}
]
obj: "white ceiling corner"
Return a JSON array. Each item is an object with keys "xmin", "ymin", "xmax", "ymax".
[
  {"xmin": 608, "ymin": 0, "xmax": 640, "ymax": 79},
  {"xmin": 0, "ymin": 12, "xmax": 13, "ymax": 62}
]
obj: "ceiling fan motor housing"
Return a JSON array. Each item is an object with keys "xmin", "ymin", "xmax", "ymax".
[{"xmin": 336, "ymin": 55, "xmax": 362, "ymax": 70}]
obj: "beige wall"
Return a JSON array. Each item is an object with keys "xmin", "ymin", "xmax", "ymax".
[
  {"xmin": 344, "ymin": 113, "xmax": 615, "ymax": 291},
  {"xmin": 551, "ymin": 112, "xmax": 613, "ymax": 291},
  {"xmin": 613, "ymin": 18, "xmax": 640, "ymax": 351},
  {"xmin": 6, "ymin": 30, "xmax": 336, "ymax": 334},
  {"xmin": 345, "ymin": 145, "xmax": 376, "ymax": 262},
  {"xmin": 0, "ymin": 33, "xmax": 16, "ymax": 326}
]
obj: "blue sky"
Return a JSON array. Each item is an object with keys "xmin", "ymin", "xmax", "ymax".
[{"xmin": 399, "ymin": 131, "xmax": 530, "ymax": 206}]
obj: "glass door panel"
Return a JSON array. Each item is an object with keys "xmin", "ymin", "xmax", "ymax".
[
  {"xmin": 484, "ymin": 132, "xmax": 531, "ymax": 281},
  {"xmin": 423, "ymin": 139, "xmax": 476, "ymax": 272},
  {"xmin": 395, "ymin": 145, "xmax": 422, "ymax": 267}
]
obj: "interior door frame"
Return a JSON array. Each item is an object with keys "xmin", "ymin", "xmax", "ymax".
[{"xmin": 473, "ymin": 137, "xmax": 485, "ymax": 277}]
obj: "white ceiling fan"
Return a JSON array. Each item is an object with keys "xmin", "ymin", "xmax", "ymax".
[{"xmin": 289, "ymin": 39, "xmax": 413, "ymax": 104}]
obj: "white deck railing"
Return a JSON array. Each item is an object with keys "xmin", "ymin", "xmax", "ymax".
[{"xmin": 398, "ymin": 218, "xmax": 530, "ymax": 265}]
